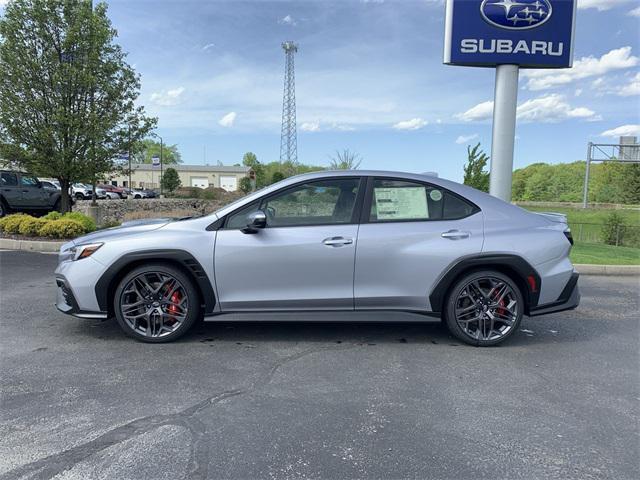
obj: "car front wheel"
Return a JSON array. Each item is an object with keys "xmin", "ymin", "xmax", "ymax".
[
  {"xmin": 113, "ymin": 264, "xmax": 200, "ymax": 343},
  {"xmin": 444, "ymin": 270, "xmax": 523, "ymax": 347}
]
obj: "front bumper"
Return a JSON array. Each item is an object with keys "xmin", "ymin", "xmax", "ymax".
[
  {"xmin": 55, "ymin": 276, "xmax": 108, "ymax": 319},
  {"xmin": 528, "ymin": 272, "xmax": 580, "ymax": 317}
]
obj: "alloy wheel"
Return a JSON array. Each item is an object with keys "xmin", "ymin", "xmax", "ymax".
[
  {"xmin": 119, "ymin": 271, "xmax": 189, "ymax": 338},
  {"xmin": 454, "ymin": 276, "xmax": 519, "ymax": 342}
]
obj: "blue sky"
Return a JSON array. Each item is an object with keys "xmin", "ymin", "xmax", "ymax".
[{"xmin": 5, "ymin": 0, "xmax": 640, "ymax": 181}]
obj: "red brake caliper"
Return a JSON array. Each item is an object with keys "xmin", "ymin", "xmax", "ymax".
[{"xmin": 166, "ymin": 285, "xmax": 182, "ymax": 325}]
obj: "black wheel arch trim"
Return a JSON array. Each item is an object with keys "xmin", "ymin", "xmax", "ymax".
[
  {"xmin": 429, "ymin": 254, "xmax": 542, "ymax": 315},
  {"xmin": 95, "ymin": 249, "xmax": 216, "ymax": 315}
]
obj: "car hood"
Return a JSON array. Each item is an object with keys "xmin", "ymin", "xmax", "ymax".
[{"xmin": 63, "ymin": 218, "xmax": 171, "ymax": 248}]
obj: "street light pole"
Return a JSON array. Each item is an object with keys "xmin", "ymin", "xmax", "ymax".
[{"xmin": 151, "ymin": 132, "xmax": 164, "ymax": 196}]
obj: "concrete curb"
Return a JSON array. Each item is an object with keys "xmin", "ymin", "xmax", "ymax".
[
  {"xmin": 1, "ymin": 238, "xmax": 639, "ymax": 275},
  {"xmin": 574, "ymin": 264, "xmax": 640, "ymax": 276},
  {"xmin": 0, "ymin": 237, "xmax": 64, "ymax": 253}
]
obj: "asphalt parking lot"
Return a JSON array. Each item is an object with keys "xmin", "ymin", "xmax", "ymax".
[{"xmin": 0, "ymin": 250, "xmax": 638, "ymax": 480}]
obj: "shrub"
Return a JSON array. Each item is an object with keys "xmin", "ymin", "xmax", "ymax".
[
  {"xmin": 42, "ymin": 211, "xmax": 62, "ymax": 221},
  {"xmin": 601, "ymin": 212, "xmax": 626, "ymax": 246},
  {"xmin": 0, "ymin": 213, "xmax": 29, "ymax": 234},
  {"xmin": 62, "ymin": 212, "xmax": 96, "ymax": 232},
  {"xmin": 38, "ymin": 219, "xmax": 85, "ymax": 239},
  {"xmin": 18, "ymin": 216, "xmax": 48, "ymax": 236}
]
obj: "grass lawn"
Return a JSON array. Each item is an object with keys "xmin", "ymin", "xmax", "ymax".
[
  {"xmin": 523, "ymin": 205, "xmax": 640, "ymax": 226},
  {"xmin": 570, "ymin": 242, "xmax": 640, "ymax": 265}
]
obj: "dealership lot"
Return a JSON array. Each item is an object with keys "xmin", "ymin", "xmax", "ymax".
[{"xmin": 0, "ymin": 250, "xmax": 638, "ymax": 480}]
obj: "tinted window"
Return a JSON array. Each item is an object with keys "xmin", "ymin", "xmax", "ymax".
[
  {"xmin": 20, "ymin": 175, "xmax": 39, "ymax": 187},
  {"xmin": 369, "ymin": 179, "xmax": 476, "ymax": 222},
  {"xmin": 225, "ymin": 202, "xmax": 260, "ymax": 230},
  {"xmin": 262, "ymin": 178, "xmax": 360, "ymax": 227},
  {"xmin": 1, "ymin": 172, "xmax": 18, "ymax": 186}
]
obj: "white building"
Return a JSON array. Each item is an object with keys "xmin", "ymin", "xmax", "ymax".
[{"xmin": 110, "ymin": 163, "xmax": 251, "ymax": 191}]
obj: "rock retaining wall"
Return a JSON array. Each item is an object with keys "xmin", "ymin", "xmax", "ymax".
[{"xmin": 74, "ymin": 196, "xmax": 243, "ymax": 226}]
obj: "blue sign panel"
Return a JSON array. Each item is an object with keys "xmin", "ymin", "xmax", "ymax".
[{"xmin": 444, "ymin": 0, "xmax": 576, "ymax": 68}]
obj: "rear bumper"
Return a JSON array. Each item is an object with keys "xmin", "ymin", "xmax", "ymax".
[
  {"xmin": 528, "ymin": 272, "xmax": 580, "ymax": 317},
  {"xmin": 55, "ymin": 276, "xmax": 108, "ymax": 319}
]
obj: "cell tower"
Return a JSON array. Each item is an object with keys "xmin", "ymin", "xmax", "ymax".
[{"xmin": 279, "ymin": 41, "xmax": 298, "ymax": 165}]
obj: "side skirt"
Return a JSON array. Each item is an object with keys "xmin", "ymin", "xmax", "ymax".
[{"xmin": 204, "ymin": 310, "xmax": 441, "ymax": 322}]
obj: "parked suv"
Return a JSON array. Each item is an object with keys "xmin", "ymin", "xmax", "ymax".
[
  {"xmin": 72, "ymin": 183, "xmax": 106, "ymax": 200},
  {"xmin": 0, "ymin": 170, "xmax": 62, "ymax": 217}
]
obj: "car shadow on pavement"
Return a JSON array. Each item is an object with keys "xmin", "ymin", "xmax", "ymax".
[{"xmin": 68, "ymin": 308, "xmax": 599, "ymax": 347}]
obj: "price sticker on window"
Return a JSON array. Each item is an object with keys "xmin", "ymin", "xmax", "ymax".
[{"xmin": 374, "ymin": 187, "xmax": 428, "ymax": 220}]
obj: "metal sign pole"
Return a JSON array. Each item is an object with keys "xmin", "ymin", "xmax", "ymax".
[
  {"xmin": 489, "ymin": 64, "xmax": 519, "ymax": 202},
  {"xmin": 582, "ymin": 142, "xmax": 592, "ymax": 208}
]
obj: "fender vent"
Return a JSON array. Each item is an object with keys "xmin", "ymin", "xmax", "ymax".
[{"xmin": 183, "ymin": 258, "xmax": 207, "ymax": 279}]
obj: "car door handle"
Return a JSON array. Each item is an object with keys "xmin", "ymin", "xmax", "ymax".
[
  {"xmin": 441, "ymin": 230, "xmax": 471, "ymax": 240},
  {"xmin": 322, "ymin": 236, "xmax": 353, "ymax": 247}
]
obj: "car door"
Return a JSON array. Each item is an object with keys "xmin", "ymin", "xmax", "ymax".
[
  {"xmin": 354, "ymin": 177, "xmax": 484, "ymax": 312},
  {"xmin": 19, "ymin": 174, "xmax": 48, "ymax": 208},
  {"xmin": 1, "ymin": 172, "xmax": 22, "ymax": 208},
  {"xmin": 214, "ymin": 177, "xmax": 364, "ymax": 311}
]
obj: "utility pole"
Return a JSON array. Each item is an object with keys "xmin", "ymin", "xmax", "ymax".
[{"xmin": 279, "ymin": 41, "xmax": 298, "ymax": 167}]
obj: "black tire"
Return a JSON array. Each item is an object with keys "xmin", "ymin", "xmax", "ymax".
[
  {"xmin": 0, "ymin": 198, "xmax": 8, "ymax": 217},
  {"xmin": 75, "ymin": 193, "xmax": 85, "ymax": 200},
  {"xmin": 113, "ymin": 263, "xmax": 200, "ymax": 343},
  {"xmin": 52, "ymin": 198, "xmax": 61, "ymax": 213},
  {"xmin": 443, "ymin": 270, "xmax": 523, "ymax": 347}
]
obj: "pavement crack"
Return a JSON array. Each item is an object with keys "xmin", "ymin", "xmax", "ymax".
[{"xmin": 2, "ymin": 343, "xmax": 359, "ymax": 480}]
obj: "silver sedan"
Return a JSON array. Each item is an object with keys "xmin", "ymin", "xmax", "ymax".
[{"xmin": 54, "ymin": 170, "xmax": 579, "ymax": 346}]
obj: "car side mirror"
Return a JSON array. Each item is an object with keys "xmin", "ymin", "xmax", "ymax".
[{"xmin": 241, "ymin": 210, "xmax": 266, "ymax": 234}]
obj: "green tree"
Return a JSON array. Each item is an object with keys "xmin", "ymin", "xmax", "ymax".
[
  {"xmin": 463, "ymin": 143, "xmax": 490, "ymax": 192},
  {"xmin": 329, "ymin": 149, "xmax": 361, "ymax": 170},
  {"xmin": 621, "ymin": 163, "xmax": 640, "ymax": 204},
  {"xmin": 161, "ymin": 167, "xmax": 181, "ymax": 193},
  {"xmin": 239, "ymin": 176, "xmax": 252, "ymax": 193},
  {"xmin": 271, "ymin": 171, "xmax": 285, "ymax": 183},
  {"xmin": 133, "ymin": 139, "xmax": 181, "ymax": 165},
  {"xmin": 242, "ymin": 151, "xmax": 265, "ymax": 187},
  {"xmin": 0, "ymin": 0, "xmax": 155, "ymax": 212}
]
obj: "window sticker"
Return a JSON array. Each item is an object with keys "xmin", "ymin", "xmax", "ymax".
[
  {"xmin": 374, "ymin": 187, "xmax": 428, "ymax": 220},
  {"xmin": 429, "ymin": 189, "xmax": 443, "ymax": 202}
]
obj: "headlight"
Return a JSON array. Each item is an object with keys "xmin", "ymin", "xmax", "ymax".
[{"xmin": 68, "ymin": 242, "xmax": 103, "ymax": 261}]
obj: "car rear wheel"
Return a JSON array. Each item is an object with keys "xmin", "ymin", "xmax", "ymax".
[
  {"xmin": 0, "ymin": 199, "xmax": 8, "ymax": 217},
  {"xmin": 113, "ymin": 264, "xmax": 200, "ymax": 343},
  {"xmin": 444, "ymin": 270, "xmax": 523, "ymax": 347}
]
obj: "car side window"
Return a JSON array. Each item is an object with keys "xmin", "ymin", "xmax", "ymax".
[
  {"xmin": 20, "ymin": 175, "xmax": 39, "ymax": 187},
  {"xmin": 1, "ymin": 172, "xmax": 18, "ymax": 186},
  {"xmin": 262, "ymin": 178, "xmax": 360, "ymax": 227},
  {"xmin": 369, "ymin": 179, "xmax": 477, "ymax": 222},
  {"xmin": 225, "ymin": 202, "xmax": 260, "ymax": 230}
]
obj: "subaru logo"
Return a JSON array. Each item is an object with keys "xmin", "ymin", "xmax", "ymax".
[{"xmin": 481, "ymin": 0, "xmax": 552, "ymax": 30}]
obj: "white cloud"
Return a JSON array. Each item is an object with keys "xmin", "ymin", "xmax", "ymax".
[
  {"xmin": 618, "ymin": 72, "xmax": 640, "ymax": 96},
  {"xmin": 600, "ymin": 125, "xmax": 640, "ymax": 137},
  {"xmin": 218, "ymin": 111, "xmax": 237, "ymax": 127},
  {"xmin": 517, "ymin": 94, "xmax": 599, "ymax": 122},
  {"xmin": 629, "ymin": 6, "xmax": 640, "ymax": 16},
  {"xmin": 522, "ymin": 47, "xmax": 639, "ymax": 90},
  {"xmin": 202, "ymin": 43, "xmax": 216, "ymax": 51},
  {"xmin": 392, "ymin": 118, "xmax": 428, "ymax": 130},
  {"xmin": 300, "ymin": 121, "xmax": 321, "ymax": 132},
  {"xmin": 149, "ymin": 87, "xmax": 185, "ymax": 106},
  {"xmin": 456, "ymin": 101, "xmax": 494, "ymax": 122},
  {"xmin": 278, "ymin": 15, "xmax": 296, "ymax": 26},
  {"xmin": 575, "ymin": 88, "xmax": 583, "ymax": 96},
  {"xmin": 455, "ymin": 134, "xmax": 479, "ymax": 144},
  {"xmin": 578, "ymin": 0, "xmax": 635, "ymax": 10},
  {"xmin": 457, "ymin": 94, "xmax": 599, "ymax": 123}
]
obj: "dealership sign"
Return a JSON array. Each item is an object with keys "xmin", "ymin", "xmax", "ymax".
[{"xmin": 444, "ymin": 0, "xmax": 577, "ymax": 68}]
